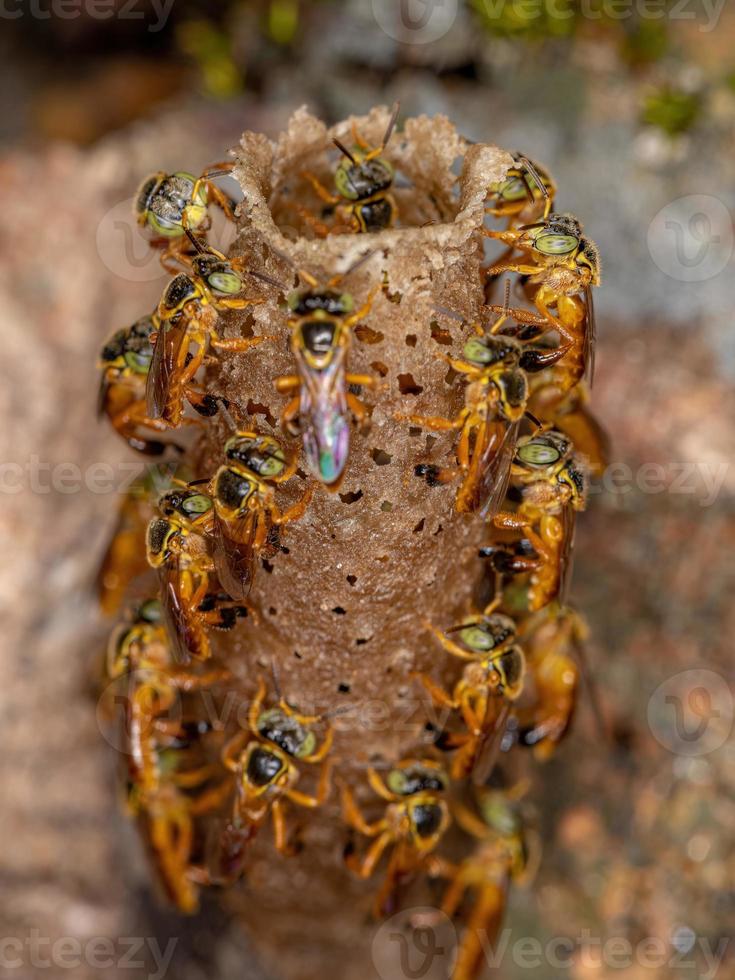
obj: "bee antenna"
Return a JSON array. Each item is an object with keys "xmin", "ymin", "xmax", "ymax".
[
  {"xmin": 343, "ymin": 249, "xmax": 377, "ymax": 279},
  {"xmin": 489, "ymin": 280, "xmax": 512, "ymax": 335},
  {"xmin": 433, "ymin": 304, "xmax": 465, "ymax": 323},
  {"xmin": 523, "ymin": 410, "xmax": 543, "ymax": 433},
  {"xmin": 519, "ymin": 156, "xmax": 548, "ymax": 202},
  {"xmin": 332, "ymin": 138, "xmax": 356, "ymax": 164},
  {"xmin": 185, "ymin": 228, "xmax": 207, "ymax": 254},
  {"xmin": 381, "ymin": 101, "xmax": 400, "ymax": 150},
  {"xmin": 250, "ymin": 269, "xmax": 288, "ymax": 291},
  {"xmin": 271, "ymin": 659, "xmax": 283, "ymax": 701},
  {"xmin": 218, "ymin": 401, "xmax": 238, "ymax": 433}
]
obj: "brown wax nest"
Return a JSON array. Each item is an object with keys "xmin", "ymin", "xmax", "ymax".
[{"xmin": 193, "ymin": 107, "xmax": 514, "ymax": 980}]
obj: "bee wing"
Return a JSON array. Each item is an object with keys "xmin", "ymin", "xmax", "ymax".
[
  {"xmin": 298, "ymin": 351, "xmax": 350, "ymax": 485},
  {"xmin": 158, "ymin": 564, "xmax": 199, "ymax": 665},
  {"xmin": 471, "ymin": 700, "xmax": 511, "ymax": 787},
  {"xmin": 477, "ymin": 420, "xmax": 520, "ymax": 521},
  {"xmin": 557, "ymin": 504, "xmax": 577, "ymax": 607},
  {"xmin": 583, "ymin": 285, "xmax": 596, "ymax": 386},
  {"xmin": 211, "ymin": 511, "xmax": 256, "ymax": 602},
  {"xmin": 146, "ymin": 317, "xmax": 188, "ymax": 420}
]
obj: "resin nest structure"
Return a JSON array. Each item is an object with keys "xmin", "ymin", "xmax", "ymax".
[{"xmin": 97, "ymin": 106, "xmax": 606, "ymax": 980}]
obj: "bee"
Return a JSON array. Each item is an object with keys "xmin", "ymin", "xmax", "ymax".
[
  {"xmin": 216, "ymin": 676, "xmax": 334, "ymax": 869},
  {"xmin": 484, "ymin": 212, "xmax": 600, "ymax": 388},
  {"xmin": 107, "ymin": 600, "xmax": 231, "ymax": 913},
  {"xmin": 432, "ymin": 788, "xmax": 538, "ymax": 980},
  {"xmin": 146, "ymin": 487, "xmax": 251, "ymax": 663},
  {"xmin": 512, "ymin": 605, "xmax": 589, "ymax": 759},
  {"xmin": 414, "ymin": 604, "xmax": 525, "ymax": 783},
  {"xmin": 146, "ymin": 264, "xmax": 269, "ymax": 427},
  {"xmin": 401, "ymin": 311, "xmax": 565, "ymax": 519},
  {"xmin": 341, "ymin": 759, "xmax": 451, "ymax": 918},
  {"xmin": 485, "ymin": 154, "xmax": 556, "ymax": 225},
  {"xmin": 97, "ymin": 464, "xmax": 186, "ymax": 616},
  {"xmin": 209, "ymin": 429, "xmax": 313, "ymax": 600},
  {"xmin": 481, "ymin": 430, "xmax": 588, "ymax": 612},
  {"xmin": 98, "ymin": 316, "xmax": 172, "ymax": 455},
  {"xmin": 274, "ymin": 266, "xmax": 378, "ymax": 488},
  {"xmin": 301, "ymin": 103, "xmax": 400, "ymax": 235},
  {"xmin": 135, "ymin": 164, "xmax": 236, "ymax": 270}
]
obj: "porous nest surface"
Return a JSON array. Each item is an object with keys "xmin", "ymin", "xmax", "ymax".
[{"xmin": 195, "ymin": 107, "xmax": 514, "ymax": 980}]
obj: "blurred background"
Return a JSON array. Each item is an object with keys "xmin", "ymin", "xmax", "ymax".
[{"xmin": 0, "ymin": 2, "xmax": 733, "ymax": 978}]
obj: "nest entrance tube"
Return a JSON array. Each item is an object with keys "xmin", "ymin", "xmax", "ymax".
[{"xmin": 190, "ymin": 108, "xmax": 517, "ymax": 979}]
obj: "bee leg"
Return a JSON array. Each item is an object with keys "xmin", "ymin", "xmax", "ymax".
[
  {"xmin": 301, "ymin": 171, "xmax": 341, "ymax": 206},
  {"xmin": 248, "ymin": 677, "xmax": 268, "ymax": 735},
  {"xmin": 209, "ymin": 334, "xmax": 272, "ymax": 352},
  {"xmin": 396, "ymin": 412, "xmax": 462, "ymax": 432},
  {"xmin": 439, "ymin": 867, "xmax": 469, "ymax": 918},
  {"xmin": 273, "ymin": 483, "xmax": 314, "ymax": 526},
  {"xmin": 491, "ymin": 511, "xmax": 532, "ymax": 533},
  {"xmin": 411, "ymin": 671, "xmax": 458, "ymax": 712},
  {"xmin": 173, "ymin": 763, "xmax": 221, "ymax": 789},
  {"xmin": 221, "ymin": 729, "xmax": 249, "ymax": 772},
  {"xmin": 340, "ymin": 784, "xmax": 386, "ymax": 837},
  {"xmin": 345, "ymin": 392, "xmax": 369, "ymax": 428},
  {"xmin": 293, "ymin": 203, "xmax": 332, "ymax": 238},
  {"xmin": 272, "ymin": 799, "xmax": 295, "ymax": 856},
  {"xmin": 453, "ymin": 885, "xmax": 506, "ymax": 980},
  {"xmin": 189, "ymin": 780, "xmax": 233, "ymax": 816},
  {"xmin": 423, "ymin": 622, "xmax": 478, "ymax": 663},
  {"xmin": 275, "ymin": 374, "xmax": 300, "ymax": 393},
  {"xmin": 343, "ymin": 287, "xmax": 379, "ymax": 328},
  {"xmin": 279, "ymin": 395, "xmax": 301, "ymax": 435},
  {"xmin": 357, "ymin": 832, "xmax": 394, "ymax": 883},
  {"xmin": 345, "ymin": 372, "xmax": 378, "ymax": 388},
  {"xmin": 211, "ymin": 296, "xmax": 266, "ymax": 312}
]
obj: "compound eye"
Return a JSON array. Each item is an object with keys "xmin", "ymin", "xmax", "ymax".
[
  {"xmin": 182, "ymin": 493, "xmax": 212, "ymax": 516},
  {"xmin": 124, "ymin": 350, "xmax": 152, "ymax": 374},
  {"xmin": 297, "ymin": 731, "xmax": 316, "ymax": 758},
  {"xmin": 338, "ymin": 292, "xmax": 354, "ymax": 313},
  {"xmin": 259, "ymin": 444, "xmax": 286, "ymax": 478},
  {"xmin": 517, "ymin": 440, "xmax": 561, "ymax": 467},
  {"xmin": 386, "ymin": 769, "xmax": 407, "ymax": 795},
  {"xmin": 463, "ymin": 337, "xmax": 493, "ymax": 365},
  {"xmin": 534, "ymin": 232, "xmax": 578, "ymax": 256},
  {"xmin": 458, "ymin": 624, "xmax": 495, "ymax": 652},
  {"xmin": 499, "ymin": 175, "xmax": 527, "ymax": 202},
  {"xmin": 139, "ymin": 599, "xmax": 163, "ymax": 624},
  {"xmin": 335, "ymin": 161, "xmax": 360, "ymax": 200},
  {"xmin": 208, "ymin": 271, "xmax": 242, "ymax": 295},
  {"xmin": 287, "ymin": 290, "xmax": 301, "ymax": 312}
]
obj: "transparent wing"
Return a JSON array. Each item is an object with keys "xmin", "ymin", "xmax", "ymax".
[{"xmin": 147, "ymin": 318, "xmax": 188, "ymax": 421}]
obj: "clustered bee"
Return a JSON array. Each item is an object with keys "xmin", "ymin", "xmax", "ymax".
[{"xmin": 94, "ymin": 114, "xmax": 604, "ymax": 978}]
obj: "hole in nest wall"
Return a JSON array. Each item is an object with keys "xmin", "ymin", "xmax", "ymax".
[
  {"xmin": 339, "ymin": 489, "xmax": 363, "ymax": 505},
  {"xmin": 337, "ymin": 682, "xmax": 351, "ymax": 693},
  {"xmin": 371, "ymin": 361, "xmax": 389, "ymax": 377},
  {"xmin": 425, "ymin": 435, "xmax": 437, "ymax": 452},
  {"xmin": 430, "ymin": 321, "xmax": 453, "ymax": 345},
  {"xmin": 413, "ymin": 518, "xmax": 425, "ymax": 533},
  {"xmin": 409, "ymin": 426, "xmax": 422, "ymax": 438},
  {"xmin": 445, "ymin": 366, "xmax": 459, "ymax": 386},
  {"xmin": 346, "ymin": 574, "xmax": 357, "ymax": 586},
  {"xmin": 355, "ymin": 324, "xmax": 384, "ymax": 344},
  {"xmin": 380, "ymin": 501, "xmax": 393, "ymax": 512},
  {"xmin": 405, "ymin": 334, "xmax": 417, "ymax": 347},
  {"xmin": 371, "ymin": 448, "xmax": 392, "ymax": 466},
  {"xmin": 355, "ymin": 637, "xmax": 372, "ymax": 646},
  {"xmin": 398, "ymin": 373, "xmax": 423, "ymax": 396},
  {"xmin": 247, "ymin": 400, "xmax": 277, "ymax": 427},
  {"xmin": 332, "ymin": 606, "xmax": 347, "ymax": 615},
  {"xmin": 262, "ymin": 559, "xmax": 274, "ymax": 574}
]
